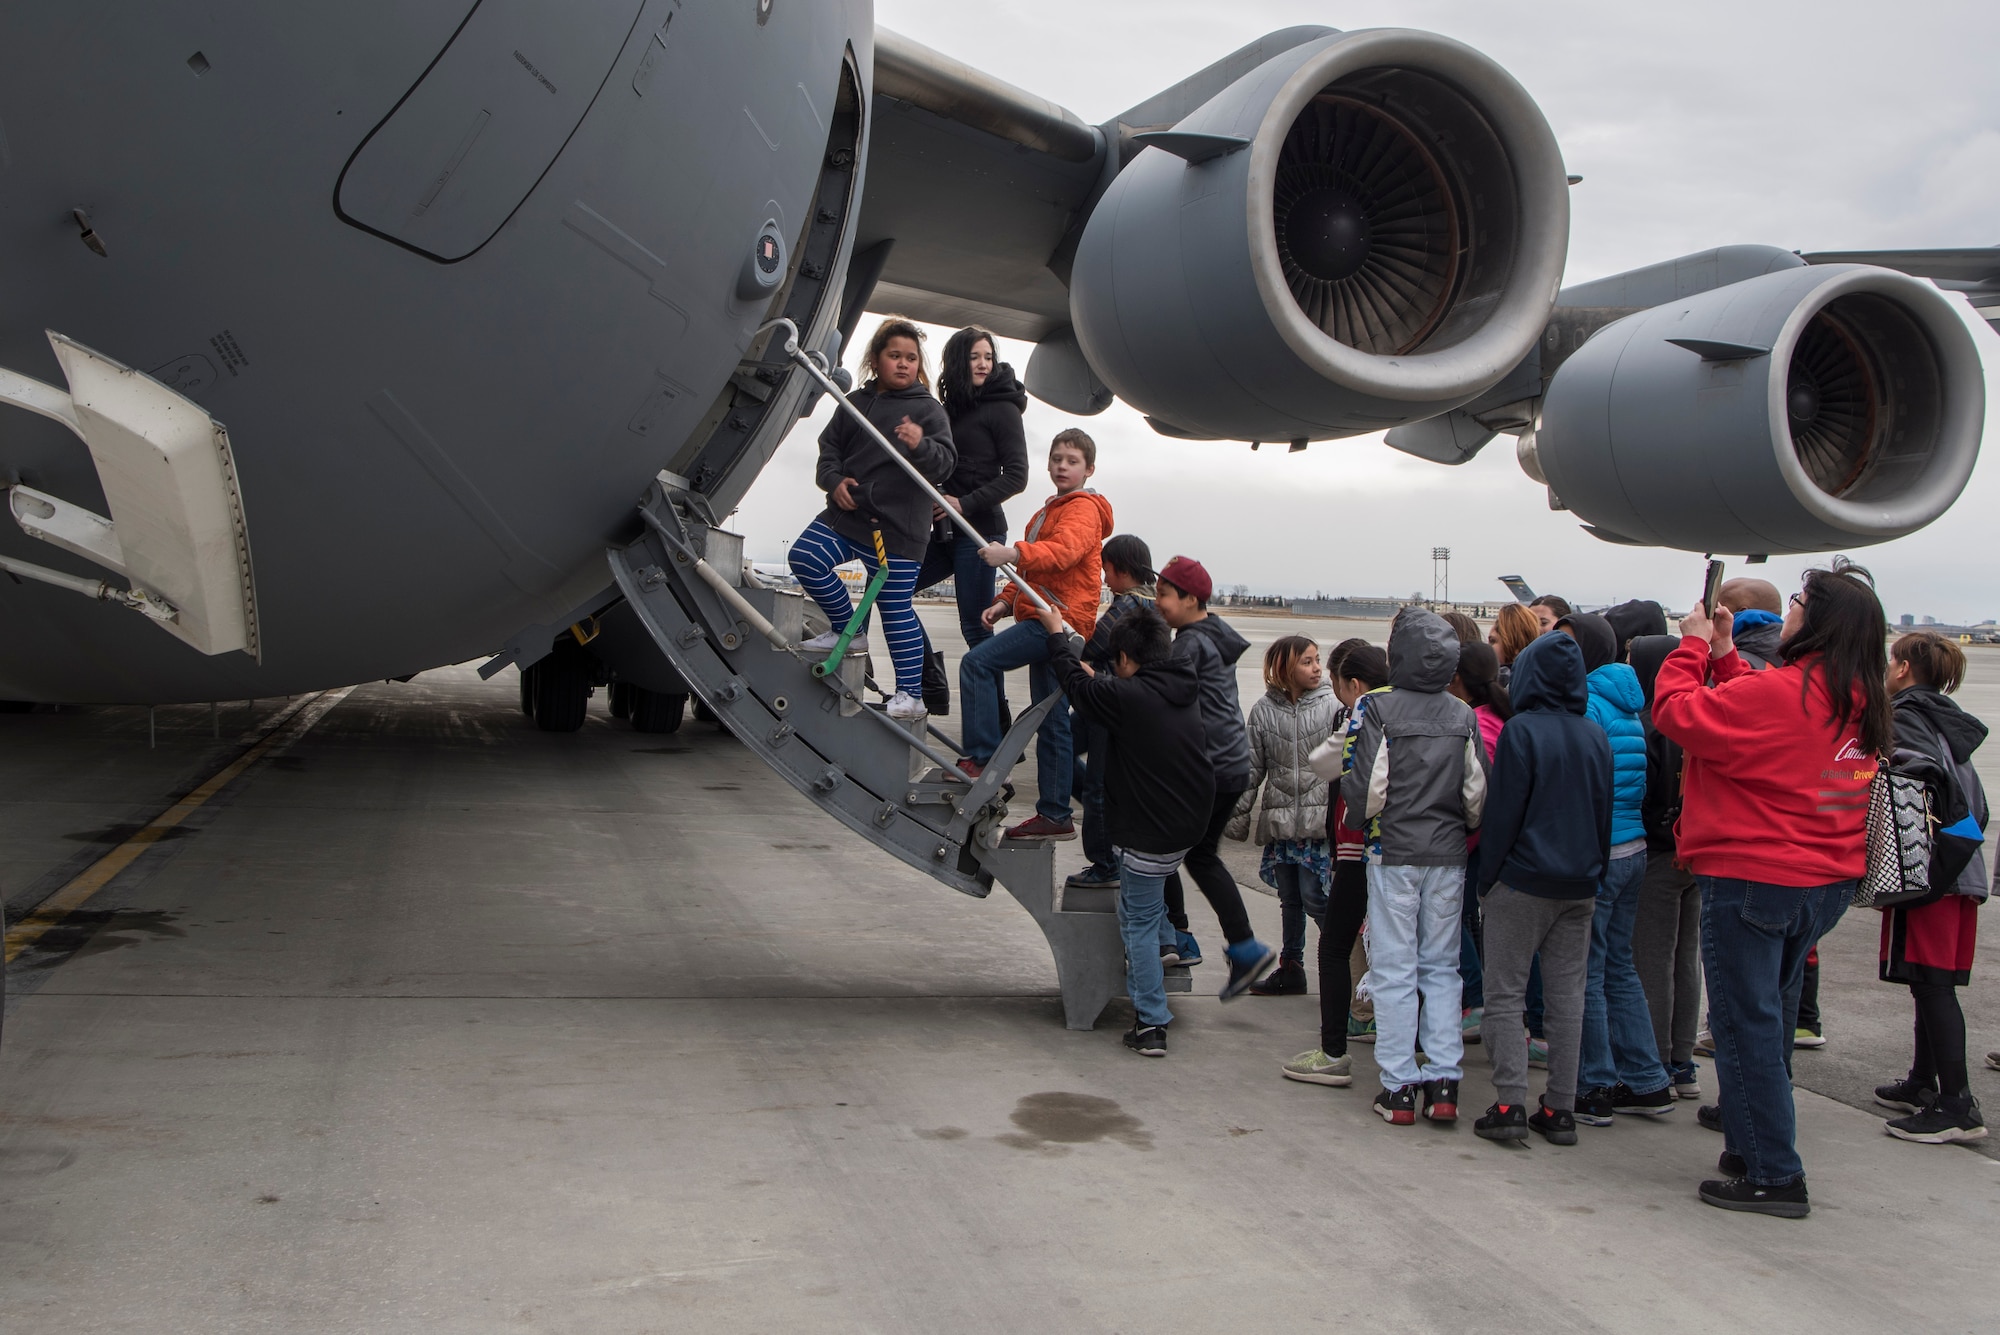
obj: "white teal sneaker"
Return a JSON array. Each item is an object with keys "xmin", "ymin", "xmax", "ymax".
[
  {"xmin": 803, "ymin": 629, "xmax": 867, "ymax": 654},
  {"xmin": 1281, "ymin": 1048, "xmax": 1353, "ymax": 1086},
  {"xmin": 884, "ymin": 691, "xmax": 927, "ymax": 721},
  {"xmin": 1526, "ymin": 1036, "xmax": 1550, "ymax": 1069}
]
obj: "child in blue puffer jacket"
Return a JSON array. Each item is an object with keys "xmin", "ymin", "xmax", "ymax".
[{"xmin": 1558, "ymin": 613, "xmax": 1672, "ymax": 1123}]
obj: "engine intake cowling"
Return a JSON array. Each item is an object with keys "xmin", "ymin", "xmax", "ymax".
[
  {"xmin": 1069, "ymin": 28, "xmax": 1569, "ymax": 441},
  {"xmin": 1537, "ymin": 264, "xmax": 1985, "ymax": 554}
]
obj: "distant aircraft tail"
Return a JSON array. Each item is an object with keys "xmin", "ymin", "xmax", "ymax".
[{"xmin": 1498, "ymin": 575, "xmax": 1537, "ymax": 603}]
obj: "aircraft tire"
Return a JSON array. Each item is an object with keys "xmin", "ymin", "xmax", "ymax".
[
  {"xmin": 693, "ymin": 698, "xmax": 719, "ymax": 724},
  {"xmin": 609, "ymin": 681, "xmax": 633, "ymax": 719},
  {"xmin": 518, "ymin": 664, "xmax": 537, "ymax": 718},
  {"xmin": 630, "ymin": 687, "xmax": 686, "ymax": 734},
  {"xmin": 0, "ymin": 701, "xmax": 35, "ymax": 713},
  {"xmin": 531, "ymin": 649, "xmax": 591, "ymax": 733}
]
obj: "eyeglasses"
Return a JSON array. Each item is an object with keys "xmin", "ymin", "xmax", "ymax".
[{"xmin": 1790, "ymin": 592, "xmax": 1807, "ymax": 609}]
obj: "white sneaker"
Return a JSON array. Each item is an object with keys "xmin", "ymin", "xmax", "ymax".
[
  {"xmin": 802, "ymin": 630, "xmax": 866, "ymax": 654},
  {"xmin": 884, "ymin": 691, "xmax": 928, "ymax": 721}
]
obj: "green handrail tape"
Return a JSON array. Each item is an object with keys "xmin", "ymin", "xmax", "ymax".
[{"xmin": 811, "ymin": 560, "xmax": 891, "ymax": 678}]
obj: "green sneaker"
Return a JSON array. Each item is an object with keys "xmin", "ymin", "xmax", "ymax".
[
  {"xmin": 1281, "ymin": 1048, "xmax": 1353, "ymax": 1086},
  {"xmin": 1346, "ymin": 1015, "xmax": 1376, "ymax": 1044},
  {"xmin": 1793, "ymin": 1027, "xmax": 1827, "ymax": 1049},
  {"xmin": 1527, "ymin": 1037, "xmax": 1550, "ymax": 1069}
]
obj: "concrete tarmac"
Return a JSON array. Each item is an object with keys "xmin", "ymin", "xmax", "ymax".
[{"xmin": 2, "ymin": 618, "xmax": 1997, "ymax": 1332}]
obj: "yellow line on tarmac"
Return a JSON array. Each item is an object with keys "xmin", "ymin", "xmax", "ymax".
[{"xmin": 3, "ymin": 687, "xmax": 355, "ymax": 963}]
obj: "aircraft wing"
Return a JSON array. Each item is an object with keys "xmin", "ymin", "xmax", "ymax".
[
  {"xmin": 1801, "ymin": 247, "xmax": 2000, "ymax": 331},
  {"xmin": 849, "ymin": 27, "xmax": 1335, "ymax": 347}
]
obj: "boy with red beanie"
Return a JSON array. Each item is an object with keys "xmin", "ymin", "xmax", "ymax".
[{"xmin": 1156, "ymin": 555, "xmax": 1279, "ymax": 999}]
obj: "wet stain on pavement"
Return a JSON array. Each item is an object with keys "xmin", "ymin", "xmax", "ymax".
[
  {"xmin": 995, "ymin": 1093, "xmax": 1152, "ymax": 1153},
  {"xmin": 914, "ymin": 1126, "xmax": 968, "ymax": 1141},
  {"xmin": 701, "ymin": 783, "xmax": 742, "ymax": 791},
  {"xmin": 771, "ymin": 842, "xmax": 831, "ymax": 851}
]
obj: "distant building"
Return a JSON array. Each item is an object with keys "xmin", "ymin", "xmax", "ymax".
[{"xmin": 1900, "ymin": 614, "xmax": 1915, "ymax": 626}]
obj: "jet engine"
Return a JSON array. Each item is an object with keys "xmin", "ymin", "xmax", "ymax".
[
  {"xmin": 1069, "ymin": 28, "xmax": 1569, "ymax": 441},
  {"xmin": 1535, "ymin": 264, "xmax": 1986, "ymax": 554}
]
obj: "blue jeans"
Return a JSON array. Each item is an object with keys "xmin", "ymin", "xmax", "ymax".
[
  {"xmin": 960, "ymin": 620, "xmax": 1073, "ymax": 822},
  {"xmin": 1118, "ymin": 865, "xmax": 1176, "ymax": 1028},
  {"xmin": 1699, "ymin": 875, "xmax": 1852, "ymax": 1186},
  {"xmin": 1365, "ymin": 863, "xmax": 1466, "ymax": 1088},
  {"xmin": 1581, "ymin": 851, "xmax": 1668, "ymax": 1095},
  {"xmin": 1271, "ymin": 861, "xmax": 1328, "ymax": 965},
  {"xmin": 914, "ymin": 525, "xmax": 1001, "ymax": 647}
]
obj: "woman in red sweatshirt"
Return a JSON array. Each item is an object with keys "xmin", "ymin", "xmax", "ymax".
[{"xmin": 1653, "ymin": 558, "xmax": 1890, "ymax": 1219}]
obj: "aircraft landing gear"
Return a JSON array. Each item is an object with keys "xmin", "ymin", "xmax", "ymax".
[
  {"xmin": 530, "ymin": 644, "xmax": 592, "ymax": 732},
  {"xmin": 628, "ymin": 686, "xmax": 685, "ymax": 734}
]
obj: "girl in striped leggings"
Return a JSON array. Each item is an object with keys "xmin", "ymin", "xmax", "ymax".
[{"xmin": 788, "ymin": 317, "xmax": 956, "ymax": 719}]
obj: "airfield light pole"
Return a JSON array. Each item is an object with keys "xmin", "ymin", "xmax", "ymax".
[{"xmin": 1432, "ymin": 547, "xmax": 1451, "ymax": 607}]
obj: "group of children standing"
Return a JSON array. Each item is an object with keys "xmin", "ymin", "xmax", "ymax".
[{"xmin": 788, "ymin": 319, "xmax": 1987, "ymax": 1182}]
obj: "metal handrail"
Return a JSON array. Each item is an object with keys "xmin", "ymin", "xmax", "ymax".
[{"xmin": 757, "ymin": 318, "xmax": 1074, "ymax": 636}]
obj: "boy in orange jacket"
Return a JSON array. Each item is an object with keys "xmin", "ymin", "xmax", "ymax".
[{"xmin": 957, "ymin": 428, "xmax": 1114, "ymax": 840}]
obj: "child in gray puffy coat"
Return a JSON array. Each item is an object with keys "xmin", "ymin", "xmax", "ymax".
[{"xmin": 1228, "ymin": 636, "xmax": 1339, "ymax": 994}]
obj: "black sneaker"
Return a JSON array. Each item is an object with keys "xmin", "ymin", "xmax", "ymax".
[
  {"xmin": 1474, "ymin": 1102, "xmax": 1528, "ymax": 1142},
  {"xmin": 1873, "ymin": 1077, "xmax": 1939, "ymax": 1115},
  {"xmin": 1065, "ymin": 864, "xmax": 1121, "ymax": 890},
  {"xmin": 1573, "ymin": 1088, "xmax": 1615, "ymax": 1127},
  {"xmin": 1698, "ymin": 1175, "xmax": 1810, "ymax": 1219},
  {"xmin": 1718, "ymin": 1149, "xmax": 1747, "ymax": 1177},
  {"xmin": 1247, "ymin": 961, "xmax": 1308, "ymax": 996},
  {"xmin": 1373, "ymin": 1084, "xmax": 1418, "ymax": 1126},
  {"xmin": 1611, "ymin": 1083, "xmax": 1676, "ymax": 1117},
  {"xmin": 1885, "ymin": 1095, "xmax": 1987, "ymax": 1144},
  {"xmin": 1529, "ymin": 1100, "xmax": 1578, "ymax": 1145},
  {"xmin": 1123, "ymin": 1024, "xmax": 1167, "ymax": 1058},
  {"xmin": 1422, "ymin": 1078, "xmax": 1460, "ymax": 1124},
  {"xmin": 1696, "ymin": 1103, "xmax": 1724, "ymax": 1133}
]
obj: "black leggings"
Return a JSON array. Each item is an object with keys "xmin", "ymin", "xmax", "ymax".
[
  {"xmin": 1317, "ymin": 860, "xmax": 1369, "ymax": 1056},
  {"xmin": 1909, "ymin": 981, "xmax": 1970, "ymax": 1097},
  {"xmin": 1163, "ymin": 788, "xmax": 1253, "ymax": 946}
]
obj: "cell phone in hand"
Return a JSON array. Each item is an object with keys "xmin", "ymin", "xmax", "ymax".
[{"xmin": 1701, "ymin": 559, "xmax": 1725, "ymax": 616}]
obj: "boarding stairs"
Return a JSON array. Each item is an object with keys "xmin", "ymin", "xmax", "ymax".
[
  {"xmin": 609, "ymin": 475, "xmax": 1191, "ymax": 1030},
  {"xmin": 609, "ymin": 316, "xmax": 1191, "ymax": 1030}
]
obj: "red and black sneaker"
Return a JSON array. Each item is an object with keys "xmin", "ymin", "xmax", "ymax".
[
  {"xmin": 1373, "ymin": 1084, "xmax": 1418, "ymax": 1126},
  {"xmin": 1004, "ymin": 813, "xmax": 1076, "ymax": 841},
  {"xmin": 1423, "ymin": 1078, "xmax": 1460, "ymax": 1124},
  {"xmin": 955, "ymin": 758, "xmax": 984, "ymax": 780}
]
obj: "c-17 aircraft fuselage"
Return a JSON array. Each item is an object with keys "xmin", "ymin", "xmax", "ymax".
[{"xmin": 0, "ymin": 2, "xmax": 1988, "ymax": 707}]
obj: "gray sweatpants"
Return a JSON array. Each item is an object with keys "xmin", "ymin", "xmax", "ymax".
[
  {"xmin": 1482, "ymin": 883, "xmax": 1593, "ymax": 1111},
  {"xmin": 1631, "ymin": 846, "xmax": 1702, "ymax": 1065}
]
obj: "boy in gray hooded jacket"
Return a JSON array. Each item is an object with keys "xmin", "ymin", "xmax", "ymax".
[{"xmin": 1341, "ymin": 608, "xmax": 1489, "ymax": 1125}]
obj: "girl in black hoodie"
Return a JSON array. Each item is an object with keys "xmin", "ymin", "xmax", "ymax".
[
  {"xmin": 1875, "ymin": 631, "xmax": 1991, "ymax": 1144},
  {"xmin": 916, "ymin": 325, "xmax": 1030, "ymax": 652}
]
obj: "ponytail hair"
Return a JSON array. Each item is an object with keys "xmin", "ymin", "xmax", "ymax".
[
  {"xmin": 1456, "ymin": 640, "xmax": 1512, "ymax": 720},
  {"xmin": 1892, "ymin": 630, "xmax": 1968, "ymax": 694},
  {"xmin": 1332, "ymin": 642, "xmax": 1389, "ymax": 691}
]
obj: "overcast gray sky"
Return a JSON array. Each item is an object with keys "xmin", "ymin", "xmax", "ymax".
[{"xmin": 733, "ymin": 0, "xmax": 2000, "ymax": 622}]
